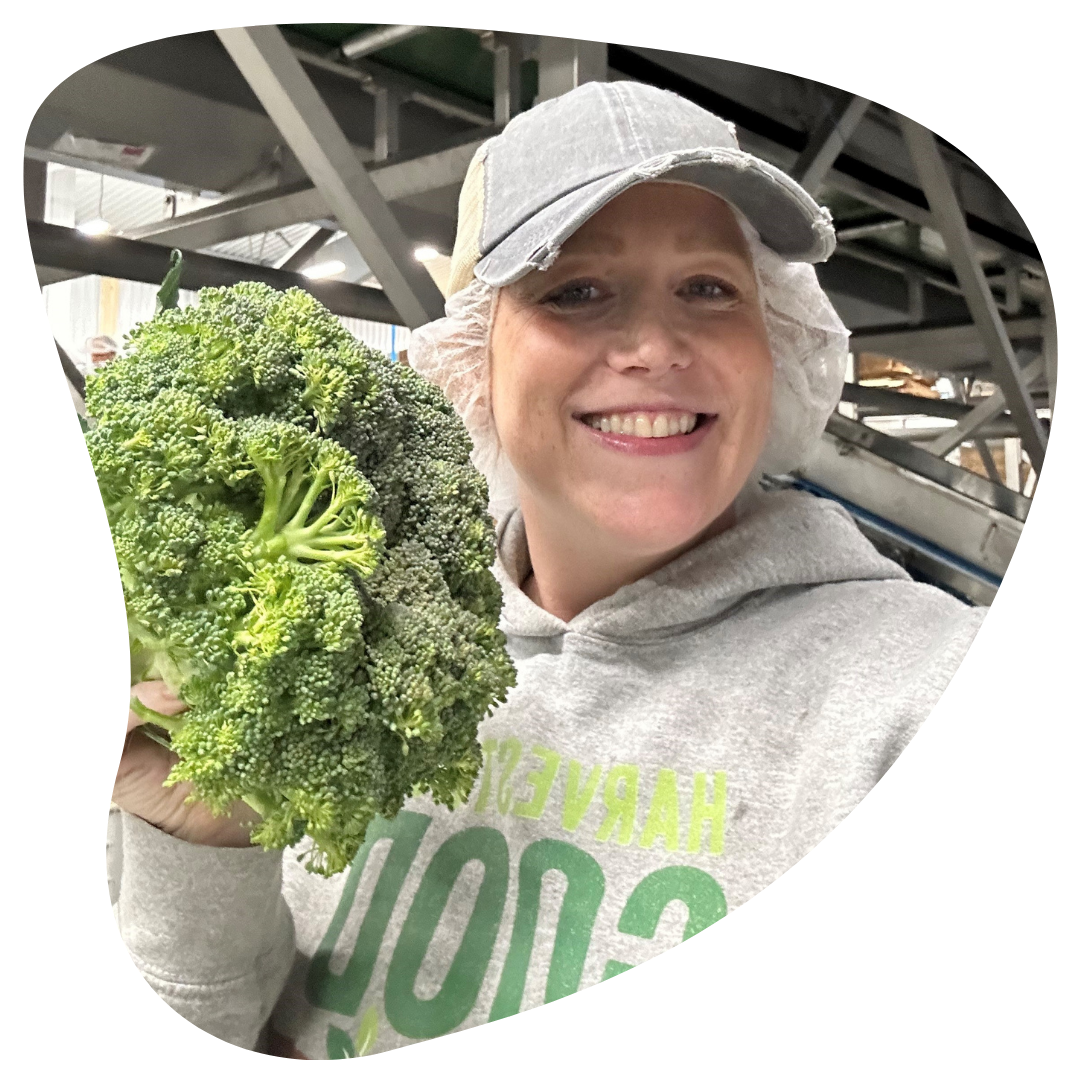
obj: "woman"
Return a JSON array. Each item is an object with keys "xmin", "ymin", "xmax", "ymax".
[{"xmin": 111, "ymin": 81, "xmax": 984, "ymax": 1057}]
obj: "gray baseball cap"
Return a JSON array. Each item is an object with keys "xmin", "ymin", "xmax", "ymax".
[{"xmin": 446, "ymin": 80, "xmax": 835, "ymax": 295}]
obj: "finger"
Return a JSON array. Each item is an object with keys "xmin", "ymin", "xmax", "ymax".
[
  {"xmin": 128, "ymin": 680, "xmax": 188, "ymax": 733},
  {"xmin": 131, "ymin": 680, "xmax": 188, "ymax": 715}
]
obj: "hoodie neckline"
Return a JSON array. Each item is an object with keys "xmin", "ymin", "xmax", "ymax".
[{"xmin": 492, "ymin": 488, "xmax": 910, "ymax": 643}]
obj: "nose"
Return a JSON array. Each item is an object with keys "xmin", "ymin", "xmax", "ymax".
[{"xmin": 604, "ymin": 304, "xmax": 690, "ymax": 377}]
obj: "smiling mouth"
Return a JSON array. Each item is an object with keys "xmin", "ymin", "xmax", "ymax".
[{"xmin": 576, "ymin": 410, "xmax": 711, "ymax": 439}]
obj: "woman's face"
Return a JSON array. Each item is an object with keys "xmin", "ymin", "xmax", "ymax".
[{"xmin": 489, "ymin": 182, "xmax": 774, "ymax": 559}]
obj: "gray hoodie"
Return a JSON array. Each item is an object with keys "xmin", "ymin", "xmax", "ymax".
[{"xmin": 110, "ymin": 488, "xmax": 985, "ymax": 1058}]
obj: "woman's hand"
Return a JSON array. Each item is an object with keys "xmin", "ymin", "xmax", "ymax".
[{"xmin": 114, "ymin": 681, "xmax": 260, "ymax": 848}]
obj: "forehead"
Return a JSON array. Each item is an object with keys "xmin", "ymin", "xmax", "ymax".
[{"xmin": 560, "ymin": 182, "xmax": 752, "ymax": 259}]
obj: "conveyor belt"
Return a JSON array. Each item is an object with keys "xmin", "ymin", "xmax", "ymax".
[{"xmin": 780, "ymin": 412, "xmax": 1029, "ymax": 606}]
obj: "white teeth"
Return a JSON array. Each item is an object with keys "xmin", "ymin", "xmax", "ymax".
[{"xmin": 584, "ymin": 411, "xmax": 699, "ymax": 438}]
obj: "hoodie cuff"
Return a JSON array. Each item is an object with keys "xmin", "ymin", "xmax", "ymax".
[{"xmin": 117, "ymin": 810, "xmax": 287, "ymax": 985}]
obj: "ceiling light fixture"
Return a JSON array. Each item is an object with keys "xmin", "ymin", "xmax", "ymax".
[
  {"xmin": 413, "ymin": 245, "xmax": 440, "ymax": 262},
  {"xmin": 77, "ymin": 217, "xmax": 111, "ymax": 237},
  {"xmin": 78, "ymin": 173, "xmax": 111, "ymax": 236}
]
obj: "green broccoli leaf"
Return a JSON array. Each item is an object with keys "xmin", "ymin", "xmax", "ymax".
[{"xmin": 155, "ymin": 249, "xmax": 184, "ymax": 312}]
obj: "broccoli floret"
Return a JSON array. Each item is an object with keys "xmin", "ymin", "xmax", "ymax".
[{"xmin": 86, "ymin": 283, "xmax": 514, "ymax": 876}]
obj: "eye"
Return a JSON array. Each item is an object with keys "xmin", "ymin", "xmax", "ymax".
[
  {"xmin": 679, "ymin": 276, "xmax": 739, "ymax": 301},
  {"xmin": 541, "ymin": 279, "xmax": 606, "ymax": 309}
]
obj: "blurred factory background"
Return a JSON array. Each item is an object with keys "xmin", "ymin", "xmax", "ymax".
[{"xmin": 25, "ymin": 24, "xmax": 1053, "ymax": 607}]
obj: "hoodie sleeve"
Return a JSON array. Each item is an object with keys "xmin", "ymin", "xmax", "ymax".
[
  {"xmin": 779, "ymin": 585, "xmax": 988, "ymax": 863},
  {"xmin": 114, "ymin": 810, "xmax": 295, "ymax": 1051}
]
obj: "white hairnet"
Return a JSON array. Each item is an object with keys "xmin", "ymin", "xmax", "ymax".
[{"xmin": 409, "ymin": 217, "xmax": 849, "ymax": 525}]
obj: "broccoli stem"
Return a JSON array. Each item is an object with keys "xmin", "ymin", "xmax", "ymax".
[
  {"xmin": 285, "ymin": 466, "xmax": 332, "ymax": 530},
  {"xmin": 253, "ymin": 463, "xmax": 289, "ymax": 540},
  {"xmin": 137, "ymin": 725, "xmax": 175, "ymax": 750},
  {"xmin": 279, "ymin": 466, "xmax": 313, "ymax": 523},
  {"xmin": 129, "ymin": 695, "xmax": 187, "ymax": 733},
  {"xmin": 249, "ymin": 455, "xmax": 379, "ymax": 572},
  {"xmin": 288, "ymin": 545, "xmax": 370, "ymax": 566}
]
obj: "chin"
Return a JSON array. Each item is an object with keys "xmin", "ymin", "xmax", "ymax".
[{"xmin": 582, "ymin": 487, "xmax": 723, "ymax": 557}]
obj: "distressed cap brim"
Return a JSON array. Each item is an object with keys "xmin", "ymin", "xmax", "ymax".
[{"xmin": 473, "ymin": 147, "xmax": 835, "ymax": 289}]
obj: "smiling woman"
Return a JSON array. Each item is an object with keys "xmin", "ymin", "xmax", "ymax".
[
  {"xmin": 111, "ymin": 79, "xmax": 988, "ymax": 1060},
  {"xmin": 490, "ymin": 184, "xmax": 775, "ymax": 618}
]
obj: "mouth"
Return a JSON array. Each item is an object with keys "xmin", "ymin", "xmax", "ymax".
[{"xmin": 573, "ymin": 409, "xmax": 717, "ymax": 455}]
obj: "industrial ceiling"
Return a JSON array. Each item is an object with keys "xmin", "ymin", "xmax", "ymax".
[{"xmin": 24, "ymin": 23, "xmax": 1054, "ymax": 604}]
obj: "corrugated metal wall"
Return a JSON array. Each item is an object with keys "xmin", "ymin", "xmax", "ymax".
[{"xmin": 46, "ymin": 273, "xmax": 410, "ymax": 374}]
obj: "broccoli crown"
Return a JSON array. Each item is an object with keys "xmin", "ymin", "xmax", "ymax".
[{"xmin": 87, "ymin": 283, "xmax": 514, "ymax": 876}]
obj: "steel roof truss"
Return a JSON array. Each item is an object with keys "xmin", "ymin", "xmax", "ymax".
[
  {"xmin": 790, "ymin": 93, "xmax": 871, "ymax": 195},
  {"xmin": 274, "ymin": 225, "xmax": 337, "ymax": 272},
  {"xmin": 127, "ymin": 138, "xmax": 483, "ymax": 252},
  {"xmin": 925, "ymin": 353, "xmax": 1043, "ymax": 458},
  {"xmin": 216, "ymin": 24, "xmax": 445, "ymax": 328},
  {"xmin": 899, "ymin": 115, "xmax": 1047, "ymax": 472}
]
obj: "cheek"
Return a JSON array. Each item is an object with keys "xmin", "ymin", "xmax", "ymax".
[
  {"xmin": 713, "ymin": 325, "xmax": 774, "ymax": 431},
  {"xmin": 490, "ymin": 313, "xmax": 574, "ymax": 463}
]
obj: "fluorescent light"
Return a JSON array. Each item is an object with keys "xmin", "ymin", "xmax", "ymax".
[
  {"xmin": 302, "ymin": 259, "xmax": 347, "ymax": 280},
  {"xmin": 413, "ymin": 245, "xmax": 440, "ymax": 262},
  {"xmin": 77, "ymin": 217, "xmax": 111, "ymax": 237}
]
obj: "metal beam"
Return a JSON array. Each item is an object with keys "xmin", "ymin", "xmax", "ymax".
[
  {"xmin": 28, "ymin": 221, "xmax": 400, "ymax": 324},
  {"xmin": 340, "ymin": 24, "xmax": 425, "ymax": 60},
  {"xmin": 373, "ymin": 87, "xmax": 402, "ymax": 161},
  {"xmin": 284, "ymin": 32, "xmax": 492, "ymax": 127},
  {"xmin": 607, "ymin": 45, "xmax": 1043, "ymax": 277},
  {"xmin": 973, "ymin": 440, "xmax": 1002, "ymax": 485},
  {"xmin": 56, "ymin": 341, "xmax": 85, "ymax": 399},
  {"xmin": 24, "ymin": 157, "xmax": 47, "ymax": 222},
  {"xmin": 537, "ymin": 37, "xmax": 608, "ymax": 101},
  {"xmin": 849, "ymin": 317, "xmax": 1045, "ymax": 373},
  {"xmin": 216, "ymin": 24, "xmax": 445, "ymax": 328},
  {"xmin": 370, "ymin": 136, "xmax": 486, "ymax": 201},
  {"xmin": 822, "ymin": 412, "xmax": 1030, "ymax": 522},
  {"xmin": 819, "ymin": 252, "xmax": 968, "ymax": 326},
  {"xmin": 1042, "ymin": 288, "xmax": 1057, "ymax": 412},
  {"xmin": 126, "ymin": 138, "xmax": 485, "ymax": 252},
  {"xmin": 274, "ymin": 225, "xmax": 337, "ymax": 272},
  {"xmin": 352, "ymin": 56, "xmax": 493, "ymax": 127},
  {"xmin": 834, "ymin": 216, "xmax": 906, "ymax": 242},
  {"xmin": 893, "ymin": 418, "xmax": 1022, "ymax": 443},
  {"xmin": 840, "ymin": 382, "xmax": 984, "ymax": 420},
  {"xmin": 794, "ymin": 433, "xmax": 1024, "ymax": 604},
  {"xmin": 837, "ymin": 239, "xmax": 1017, "ymax": 314},
  {"xmin": 789, "ymin": 93, "xmax": 871, "ymax": 195},
  {"xmin": 491, "ymin": 33, "xmax": 524, "ymax": 126},
  {"xmin": 126, "ymin": 179, "xmax": 323, "ymax": 250},
  {"xmin": 905, "ymin": 270, "xmax": 925, "ymax": 325},
  {"xmin": 925, "ymin": 354, "xmax": 1043, "ymax": 457},
  {"xmin": 899, "ymin": 115, "xmax": 1046, "ymax": 472},
  {"xmin": 828, "ymin": 170, "xmax": 1040, "ymax": 288}
]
